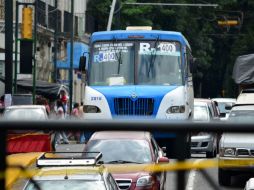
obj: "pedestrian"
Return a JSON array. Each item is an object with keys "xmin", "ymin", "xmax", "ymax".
[
  {"xmin": 69, "ymin": 102, "xmax": 82, "ymax": 143},
  {"xmin": 59, "ymin": 90, "xmax": 68, "ymax": 114},
  {"xmin": 71, "ymin": 102, "xmax": 80, "ymax": 119},
  {"xmin": 79, "ymin": 102, "xmax": 84, "ymax": 118},
  {"xmin": 54, "ymin": 100, "xmax": 69, "ymax": 145},
  {"xmin": 78, "ymin": 102, "xmax": 87, "ymax": 144}
]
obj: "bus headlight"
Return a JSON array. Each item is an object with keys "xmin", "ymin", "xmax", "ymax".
[
  {"xmin": 166, "ymin": 105, "xmax": 185, "ymax": 114},
  {"xmin": 83, "ymin": 105, "xmax": 101, "ymax": 113}
]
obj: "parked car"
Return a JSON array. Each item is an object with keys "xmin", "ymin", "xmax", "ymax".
[
  {"xmin": 11, "ymin": 152, "xmax": 120, "ymax": 190},
  {"xmin": 218, "ymin": 103, "xmax": 254, "ymax": 186},
  {"xmin": 212, "ymin": 98, "xmax": 236, "ymax": 120},
  {"xmin": 84, "ymin": 131, "xmax": 169, "ymax": 190},
  {"xmin": 3, "ymin": 105, "xmax": 55, "ymax": 153},
  {"xmin": 191, "ymin": 99, "xmax": 220, "ymax": 158}
]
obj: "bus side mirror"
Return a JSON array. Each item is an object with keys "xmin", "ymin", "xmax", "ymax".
[
  {"xmin": 190, "ymin": 57, "xmax": 197, "ymax": 73},
  {"xmin": 79, "ymin": 55, "xmax": 87, "ymax": 72}
]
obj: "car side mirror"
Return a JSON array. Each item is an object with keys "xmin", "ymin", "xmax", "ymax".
[
  {"xmin": 225, "ymin": 105, "xmax": 232, "ymax": 110},
  {"xmin": 79, "ymin": 55, "xmax": 87, "ymax": 72},
  {"xmin": 158, "ymin": 157, "xmax": 169, "ymax": 163}
]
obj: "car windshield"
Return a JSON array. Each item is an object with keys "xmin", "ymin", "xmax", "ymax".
[
  {"xmin": 228, "ymin": 110, "xmax": 254, "ymax": 123},
  {"xmin": 193, "ymin": 105, "xmax": 209, "ymax": 121},
  {"xmin": 90, "ymin": 42, "xmax": 135, "ymax": 86},
  {"xmin": 85, "ymin": 139, "xmax": 152, "ymax": 163},
  {"xmin": 24, "ymin": 180, "xmax": 106, "ymax": 190},
  {"xmin": 137, "ymin": 41, "xmax": 182, "ymax": 85},
  {"xmin": 3, "ymin": 108, "xmax": 46, "ymax": 120}
]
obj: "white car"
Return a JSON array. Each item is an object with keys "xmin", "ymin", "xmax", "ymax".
[
  {"xmin": 218, "ymin": 104, "xmax": 254, "ymax": 186},
  {"xmin": 245, "ymin": 178, "xmax": 254, "ymax": 190}
]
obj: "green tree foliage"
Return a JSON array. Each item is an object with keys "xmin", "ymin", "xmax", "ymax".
[{"xmin": 87, "ymin": 0, "xmax": 254, "ymax": 98}]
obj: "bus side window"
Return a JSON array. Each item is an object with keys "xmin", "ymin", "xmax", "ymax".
[{"xmin": 185, "ymin": 48, "xmax": 192, "ymax": 76}]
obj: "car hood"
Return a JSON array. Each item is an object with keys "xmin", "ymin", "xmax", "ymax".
[
  {"xmin": 106, "ymin": 164, "xmax": 153, "ymax": 183},
  {"xmin": 221, "ymin": 133, "xmax": 254, "ymax": 148}
]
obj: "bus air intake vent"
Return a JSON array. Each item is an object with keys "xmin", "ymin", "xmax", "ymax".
[{"xmin": 114, "ymin": 98, "xmax": 154, "ymax": 116}]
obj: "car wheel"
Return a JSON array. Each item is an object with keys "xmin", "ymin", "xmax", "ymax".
[
  {"xmin": 218, "ymin": 168, "xmax": 231, "ymax": 186},
  {"xmin": 213, "ymin": 148, "xmax": 217, "ymax": 158},
  {"xmin": 50, "ymin": 133, "xmax": 56, "ymax": 151},
  {"xmin": 206, "ymin": 151, "xmax": 214, "ymax": 158}
]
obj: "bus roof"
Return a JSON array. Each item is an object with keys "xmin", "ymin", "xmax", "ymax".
[{"xmin": 91, "ymin": 30, "xmax": 191, "ymax": 49}]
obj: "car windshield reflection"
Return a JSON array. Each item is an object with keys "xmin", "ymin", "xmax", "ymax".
[
  {"xmin": 85, "ymin": 140, "xmax": 152, "ymax": 164},
  {"xmin": 25, "ymin": 180, "xmax": 106, "ymax": 190}
]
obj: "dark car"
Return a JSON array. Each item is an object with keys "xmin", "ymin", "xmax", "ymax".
[{"xmin": 84, "ymin": 131, "xmax": 169, "ymax": 190}]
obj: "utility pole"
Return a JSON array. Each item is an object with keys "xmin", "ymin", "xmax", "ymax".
[
  {"xmin": 32, "ymin": 1, "xmax": 38, "ymax": 104},
  {"xmin": 53, "ymin": 0, "xmax": 58, "ymax": 82},
  {"xmin": 3, "ymin": 1, "xmax": 11, "ymax": 188},
  {"xmin": 69, "ymin": 0, "xmax": 74, "ymax": 113},
  {"xmin": 5, "ymin": 0, "xmax": 13, "ymax": 94},
  {"xmin": 107, "ymin": 0, "xmax": 117, "ymax": 31}
]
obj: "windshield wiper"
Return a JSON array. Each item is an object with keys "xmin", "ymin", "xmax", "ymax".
[
  {"xmin": 148, "ymin": 36, "xmax": 160, "ymax": 77},
  {"xmin": 105, "ymin": 160, "xmax": 143, "ymax": 164},
  {"xmin": 112, "ymin": 37, "xmax": 122, "ymax": 75}
]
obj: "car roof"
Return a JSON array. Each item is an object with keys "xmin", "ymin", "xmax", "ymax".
[
  {"xmin": 212, "ymin": 98, "xmax": 236, "ymax": 103},
  {"xmin": 5, "ymin": 105, "xmax": 46, "ymax": 109},
  {"xmin": 90, "ymin": 131, "xmax": 151, "ymax": 140},
  {"xmin": 231, "ymin": 105, "xmax": 254, "ymax": 111},
  {"xmin": 194, "ymin": 98, "xmax": 213, "ymax": 103},
  {"xmin": 194, "ymin": 101, "xmax": 208, "ymax": 106},
  {"xmin": 236, "ymin": 92, "xmax": 254, "ymax": 105}
]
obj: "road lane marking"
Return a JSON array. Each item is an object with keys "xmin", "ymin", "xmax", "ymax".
[{"xmin": 185, "ymin": 159, "xmax": 204, "ymax": 190}]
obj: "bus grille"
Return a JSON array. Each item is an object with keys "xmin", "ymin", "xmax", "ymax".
[{"xmin": 114, "ymin": 98, "xmax": 154, "ymax": 116}]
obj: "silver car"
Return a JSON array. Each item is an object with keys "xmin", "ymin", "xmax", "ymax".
[
  {"xmin": 191, "ymin": 99, "xmax": 218, "ymax": 158},
  {"xmin": 218, "ymin": 105, "xmax": 254, "ymax": 186}
]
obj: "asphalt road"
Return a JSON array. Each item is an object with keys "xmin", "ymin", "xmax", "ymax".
[{"xmin": 56, "ymin": 144, "xmax": 250, "ymax": 190}]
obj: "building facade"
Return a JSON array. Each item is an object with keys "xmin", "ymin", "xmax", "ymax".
[{"xmin": 0, "ymin": 0, "xmax": 89, "ymax": 103}]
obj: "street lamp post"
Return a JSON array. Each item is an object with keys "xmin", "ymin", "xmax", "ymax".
[
  {"xmin": 107, "ymin": 0, "xmax": 117, "ymax": 31},
  {"xmin": 69, "ymin": 0, "xmax": 74, "ymax": 113}
]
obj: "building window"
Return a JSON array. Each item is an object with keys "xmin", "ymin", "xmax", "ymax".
[
  {"xmin": 0, "ymin": 0, "xmax": 4, "ymax": 20},
  {"xmin": 0, "ymin": 60, "xmax": 4, "ymax": 77}
]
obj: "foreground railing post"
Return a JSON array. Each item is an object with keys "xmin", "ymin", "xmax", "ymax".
[
  {"xmin": 0, "ymin": 129, "xmax": 6, "ymax": 189},
  {"xmin": 176, "ymin": 132, "xmax": 189, "ymax": 190}
]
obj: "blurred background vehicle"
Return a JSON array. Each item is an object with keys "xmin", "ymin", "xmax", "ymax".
[
  {"xmin": 212, "ymin": 98, "xmax": 236, "ymax": 120},
  {"xmin": 3, "ymin": 105, "xmax": 53, "ymax": 153},
  {"xmin": 191, "ymin": 98, "xmax": 219, "ymax": 158},
  {"xmin": 84, "ymin": 131, "xmax": 169, "ymax": 190}
]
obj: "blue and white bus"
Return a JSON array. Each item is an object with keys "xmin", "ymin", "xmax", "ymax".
[{"xmin": 81, "ymin": 29, "xmax": 194, "ymax": 156}]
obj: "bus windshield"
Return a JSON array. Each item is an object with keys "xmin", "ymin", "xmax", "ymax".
[
  {"xmin": 89, "ymin": 41, "xmax": 182, "ymax": 86},
  {"xmin": 90, "ymin": 42, "xmax": 135, "ymax": 86},
  {"xmin": 138, "ymin": 41, "xmax": 182, "ymax": 85}
]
